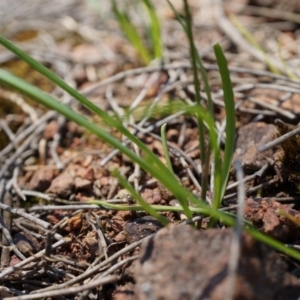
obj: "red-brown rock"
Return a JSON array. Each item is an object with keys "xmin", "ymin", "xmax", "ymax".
[
  {"xmin": 134, "ymin": 225, "xmax": 300, "ymax": 300},
  {"xmin": 46, "ymin": 172, "xmax": 74, "ymax": 198},
  {"xmin": 27, "ymin": 167, "xmax": 55, "ymax": 192}
]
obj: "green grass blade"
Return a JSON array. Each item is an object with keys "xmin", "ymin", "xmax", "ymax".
[
  {"xmin": 86, "ymin": 199, "xmax": 246, "ymax": 222},
  {"xmin": 246, "ymin": 227, "xmax": 300, "ymax": 261},
  {"xmin": 161, "ymin": 123, "xmax": 173, "ymax": 173},
  {"xmin": 184, "ymin": 103, "xmax": 222, "ymax": 210},
  {"xmin": 166, "ymin": 0, "xmax": 187, "ymax": 31},
  {"xmin": 168, "ymin": 0, "xmax": 215, "ymax": 202},
  {"xmin": 193, "ymin": 51, "xmax": 215, "ymax": 201},
  {"xmin": 167, "ymin": 4, "xmax": 233, "ymax": 215},
  {"xmin": 213, "ymin": 44, "xmax": 236, "ymax": 208},
  {"xmin": 166, "ymin": 0, "xmax": 214, "ymax": 117},
  {"xmin": 113, "ymin": 169, "xmax": 169, "ymax": 225},
  {"xmin": 142, "ymin": 0, "xmax": 163, "ymax": 59},
  {"xmin": 181, "ymin": 0, "xmax": 207, "ymax": 191},
  {"xmin": 111, "ymin": 0, "xmax": 152, "ymax": 64}
]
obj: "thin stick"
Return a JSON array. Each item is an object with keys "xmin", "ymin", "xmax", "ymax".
[
  {"xmin": 78, "ymin": 62, "xmax": 298, "ymax": 97},
  {"xmin": 0, "ymin": 111, "xmax": 56, "ymax": 159},
  {"xmin": 0, "ymin": 214, "xmax": 26, "ymax": 260},
  {"xmin": 213, "ymin": 0, "xmax": 290, "ymax": 75},
  {"xmin": 33, "ymin": 235, "xmax": 152, "ymax": 293},
  {"xmin": 1, "ymin": 191, "xmax": 13, "ymax": 267},
  {"xmin": 91, "ymin": 212, "xmax": 108, "ymax": 259},
  {"xmin": 0, "ymin": 239, "xmax": 65, "ymax": 280},
  {"xmin": 78, "ymin": 256, "xmax": 138, "ymax": 300},
  {"xmin": 224, "ymin": 177, "xmax": 280, "ymax": 200},
  {"xmin": 49, "ymin": 116, "xmax": 65, "ymax": 170},
  {"xmin": 0, "ymin": 202, "xmax": 51, "ymax": 229},
  {"xmin": 259, "ymin": 125, "xmax": 300, "ymax": 152},
  {"xmin": 241, "ymin": 5, "xmax": 300, "ymax": 24},
  {"xmin": 248, "ymin": 97, "xmax": 296, "ymax": 120},
  {"xmin": 0, "ymin": 119, "xmax": 16, "ymax": 147},
  {"xmin": 6, "ymin": 165, "xmax": 26, "ymax": 200},
  {"xmin": 161, "ymin": 124, "xmax": 174, "ymax": 173},
  {"xmin": 226, "ymin": 163, "xmax": 269, "ymax": 190},
  {"xmin": 0, "ymin": 124, "xmax": 45, "ymax": 179},
  {"xmin": 29, "ymin": 204, "xmax": 100, "ymax": 212},
  {"xmin": 0, "ymin": 88, "xmax": 38, "ymax": 121},
  {"xmin": 226, "ymin": 161, "xmax": 245, "ymax": 300},
  {"xmin": 22, "ymin": 190, "xmax": 53, "ymax": 201},
  {"xmin": 4, "ymin": 275, "xmax": 119, "ymax": 300}
]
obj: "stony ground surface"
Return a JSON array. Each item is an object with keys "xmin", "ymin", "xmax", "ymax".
[{"xmin": 1, "ymin": 0, "xmax": 300, "ymax": 299}]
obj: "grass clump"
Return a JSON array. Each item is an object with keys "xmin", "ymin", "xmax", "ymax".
[{"xmin": 1, "ymin": 0, "xmax": 300, "ymax": 262}]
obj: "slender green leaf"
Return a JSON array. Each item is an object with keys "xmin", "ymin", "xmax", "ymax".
[
  {"xmin": 161, "ymin": 123, "xmax": 173, "ymax": 173},
  {"xmin": 166, "ymin": 0, "xmax": 187, "ymax": 31},
  {"xmin": 168, "ymin": 0, "xmax": 216, "ymax": 203},
  {"xmin": 113, "ymin": 169, "xmax": 169, "ymax": 226},
  {"xmin": 182, "ymin": 0, "xmax": 205, "ymax": 164},
  {"xmin": 142, "ymin": 0, "xmax": 162, "ymax": 58},
  {"xmin": 112, "ymin": 0, "xmax": 152, "ymax": 64},
  {"xmin": 214, "ymin": 44, "xmax": 236, "ymax": 208},
  {"xmin": 246, "ymin": 227, "xmax": 300, "ymax": 261}
]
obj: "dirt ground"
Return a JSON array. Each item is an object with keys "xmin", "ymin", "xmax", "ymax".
[{"xmin": 1, "ymin": 0, "xmax": 300, "ymax": 299}]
